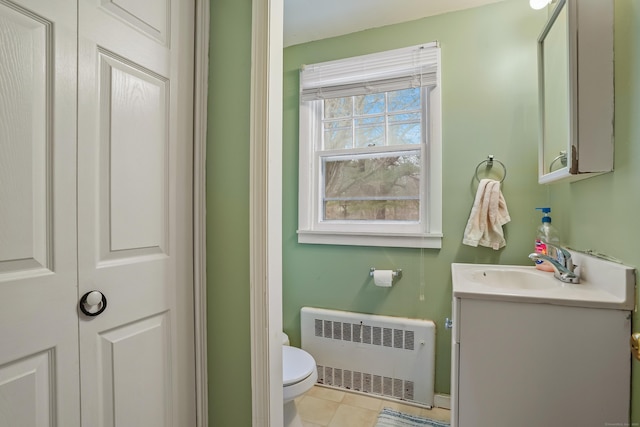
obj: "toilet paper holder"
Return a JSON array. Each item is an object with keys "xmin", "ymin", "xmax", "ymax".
[{"xmin": 369, "ymin": 267, "xmax": 402, "ymax": 280}]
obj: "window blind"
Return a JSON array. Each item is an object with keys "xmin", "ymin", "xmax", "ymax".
[{"xmin": 300, "ymin": 42, "xmax": 439, "ymax": 101}]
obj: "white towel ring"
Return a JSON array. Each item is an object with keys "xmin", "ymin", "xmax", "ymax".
[{"xmin": 474, "ymin": 155, "xmax": 507, "ymax": 183}]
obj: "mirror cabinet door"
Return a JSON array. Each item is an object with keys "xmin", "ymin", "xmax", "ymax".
[
  {"xmin": 540, "ymin": 1, "xmax": 570, "ymax": 176},
  {"xmin": 537, "ymin": 0, "xmax": 613, "ymax": 184}
]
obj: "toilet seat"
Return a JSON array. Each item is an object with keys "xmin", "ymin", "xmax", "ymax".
[
  {"xmin": 283, "ymin": 346, "xmax": 315, "ymax": 386},
  {"xmin": 283, "ymin": 346, "xmax": 317, "ymax": 403}
]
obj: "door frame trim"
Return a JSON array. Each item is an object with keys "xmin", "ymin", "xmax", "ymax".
[
  {"xmin": 194, "ymin": 0, "xmax": 209, "ymax": 425},
  {"xmin": 250, "ymin": 0, "xmax": 284, "ymax": 425},
  {"xmin": 195, "ymin": 0, "xmax": 285, "ymax": 424}
]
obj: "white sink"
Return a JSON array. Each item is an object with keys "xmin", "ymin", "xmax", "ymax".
[
  {"xmin": 452, "ymin": 251, "xmax": 636, "ymax": 310},
  {"xmin": 467, "ymin": 267, "xmax": 559, "ymax": 291}
]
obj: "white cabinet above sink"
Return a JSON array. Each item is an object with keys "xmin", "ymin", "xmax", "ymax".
[{"xmin": 537, "ymin": 0, "xmax": 614, "ymax": 184}]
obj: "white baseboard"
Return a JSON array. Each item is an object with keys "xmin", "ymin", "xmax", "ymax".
[{"xmin": 434, "ymin": 394, "xmax": 451, "ymax": 410}]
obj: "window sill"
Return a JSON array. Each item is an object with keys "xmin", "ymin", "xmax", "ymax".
[{"xmin": 297, "ymin": 230, "xmax": 442, "ymax": 249}]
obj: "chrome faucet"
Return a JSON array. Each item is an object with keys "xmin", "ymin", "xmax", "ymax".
[{"xmin": 528, "ymin": 242, "xmax": 580, "ymax": 284}]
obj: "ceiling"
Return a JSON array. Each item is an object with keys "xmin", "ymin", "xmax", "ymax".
[{"xmin": 284, "ymin": 0, "xmax": 505, "ymax": 47}]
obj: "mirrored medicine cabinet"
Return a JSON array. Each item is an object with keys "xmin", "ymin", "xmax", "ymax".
[{"xmin": 537, "ymin": 0, "xmax": 614, "ymax": 184}]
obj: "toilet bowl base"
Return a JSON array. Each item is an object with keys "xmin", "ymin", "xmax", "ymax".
[{"xmin": 284, "ymin": 400, "xmax": 303, "ymax": 427}]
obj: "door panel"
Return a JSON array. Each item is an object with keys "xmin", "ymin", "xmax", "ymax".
[
  {"xmin": 99, "ymin": 313, "xmax": 172, "ymax": 426},
  {"xmin": 0, "ymin": 349, "xmax": 54, "ymax": 427},
  {"xmin": 100, "ymin": 0, "xmax": 169, "ymax": 43},
  {"xmin": 99, "ymin": 52, "xmax": 169, "ymax": 258},
  {"xmin": 77, "ymin": 0, "xmax": 194, "ymax": 425},
  {"xmin": 0, "ymin": 0, "xmax": 79, "ymax": 425},
  {"xmin": 0, "ymin": 3, "xmax": 49, "ymax": 273}
]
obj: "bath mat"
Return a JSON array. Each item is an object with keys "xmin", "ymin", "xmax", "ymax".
[{"xmin": 375, "ymin": 407, "xmax": 450, "ymax": 427}]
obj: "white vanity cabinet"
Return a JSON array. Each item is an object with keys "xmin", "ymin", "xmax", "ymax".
[{"xmin": 450, "ymin": 297, "xmax": 630, "ymax": 427}]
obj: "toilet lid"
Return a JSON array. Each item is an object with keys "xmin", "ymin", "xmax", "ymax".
[{"xmin": 282, "ymin": 346, "xmax": 316, "ymax": 386}]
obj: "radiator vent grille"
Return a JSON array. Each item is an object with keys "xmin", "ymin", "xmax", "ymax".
[
  {"xmin": 317, "ymin": 365, "xmax": 416, "ymax": 402},
  {"xmin": 302, "ymin": 307, "xmax": 436, "ymax": 407},
  {"xmin": 315, "ymin": 319, "xmax": 416, "ymax": 351}
]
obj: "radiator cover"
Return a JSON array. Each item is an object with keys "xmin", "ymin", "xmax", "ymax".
[{"xmin": 300, "ymin": 307, "xmax": 436, "ymax": 407}]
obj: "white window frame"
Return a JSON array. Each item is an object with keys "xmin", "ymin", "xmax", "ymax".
[{"xmin": 297, "ymin": 43, "xmax": 442, "ymax": 249}]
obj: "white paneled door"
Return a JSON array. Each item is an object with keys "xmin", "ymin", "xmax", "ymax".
[
  {"xmin": 0, "ymin": 0, "xmax": 80, "ymax": 425},
  {"xmin": 0, "ymin": 0, "xmax": 195, "ymax": 424}
]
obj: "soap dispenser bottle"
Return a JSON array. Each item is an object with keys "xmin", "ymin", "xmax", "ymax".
[{"xmin": 534, "ymin": 207, "xmax": 560, "ymax": 272}]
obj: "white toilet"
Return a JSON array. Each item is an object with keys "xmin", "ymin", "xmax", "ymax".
[{"xmin": 282, "ymin": 333, "xmax": 317, "ymax": 427}]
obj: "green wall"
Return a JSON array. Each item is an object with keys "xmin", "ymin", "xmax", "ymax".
[
  {"xmin": 283, "ymin": 0, "xmax": 548, "ymax": 395},
  {"xmin": 548, "ymin": 0, "xmax": 640, "ymax": 422},
  {"xmin": 207, "ymin": 0, "xmax": 252, "ymax": 425},
  {"xmin": 207, "ymin": 0, "xmax": 640, "ymax": 424}
]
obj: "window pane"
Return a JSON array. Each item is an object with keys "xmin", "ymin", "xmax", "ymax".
[
  {"xmin": 355, "ymin": 116, "xmax": 384, "ymax": 147},
  {"xmin": 323, "ymin": 153, "xmax": 420, "ymax": 221},
  {"xmin": 325, "ymin": 200, "xmax": 419, "ymax": 221},
  {"xmin": 388, "ymin": 112, "xmax": 421, "ymax": 145},
  {"xmin": 389, "ymin": 122, "xmax": 421, "ymax": 145},
  {"xmin": 324, "ymin": 120, "xmax": 352, "ymax": 149},
  {"xmin": 320, "ymin": 90, "xmax": 423, "ymax": 151},
  {"xmin": 388, "ymin": 88, "xmax": 420, "ymax": 112},
  {"xmin": 354, "ymin": 93, "xmax": 385, "ymax": 115},
  {"xmin": 324, "ymin": 97, "xmax": 352, "ymax": 119}
]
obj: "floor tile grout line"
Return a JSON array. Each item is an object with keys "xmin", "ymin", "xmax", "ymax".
[{"xmin": 300, "ymin": 385, "xmax": 451, "ymax": 427}]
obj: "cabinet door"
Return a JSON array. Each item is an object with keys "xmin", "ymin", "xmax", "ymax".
[
  {"xmin": 458, "ymin": 299, "xmax": 630, "ymax": 427},
  {"xmin": 76, "ymin": 0, "xmax": 195, "ymax": 425},
  {"xmin": 537, "ymin": 0, "xmax": 614, "ymax": 184},
  {"xmin": 0, "ymin": 0, "xmax": 80, "ymax": 425}
]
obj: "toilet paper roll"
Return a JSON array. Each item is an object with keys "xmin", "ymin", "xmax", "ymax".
[{"xmin": 373, "ymin": 270, "xmax": 394, "ymax": 287}]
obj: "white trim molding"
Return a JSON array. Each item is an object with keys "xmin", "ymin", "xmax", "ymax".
[
  {"xmin": 193, "ymin": 0, "xmax": 209, "ymax": 425},
  {"xmin": 434, "ymin": 394, "xmax": 451, "ymax": 410},
  {"xmin": 250, "ymin": 0, "xmax": 284, "ymax": 426}
]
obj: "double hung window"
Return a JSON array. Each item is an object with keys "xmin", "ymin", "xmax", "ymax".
[{"xmin": 298, "ymin": 43, "xmax": 442, "ymax": 248}]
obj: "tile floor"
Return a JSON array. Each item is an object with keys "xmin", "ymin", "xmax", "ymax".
[{"xmin": 296, "ymin": 385, "xmax": 451, "ymax": 427}]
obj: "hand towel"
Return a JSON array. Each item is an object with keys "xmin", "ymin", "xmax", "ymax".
[{"xmin": 462, "ymin": 178, "xmax": 511, "ymax": 250}]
